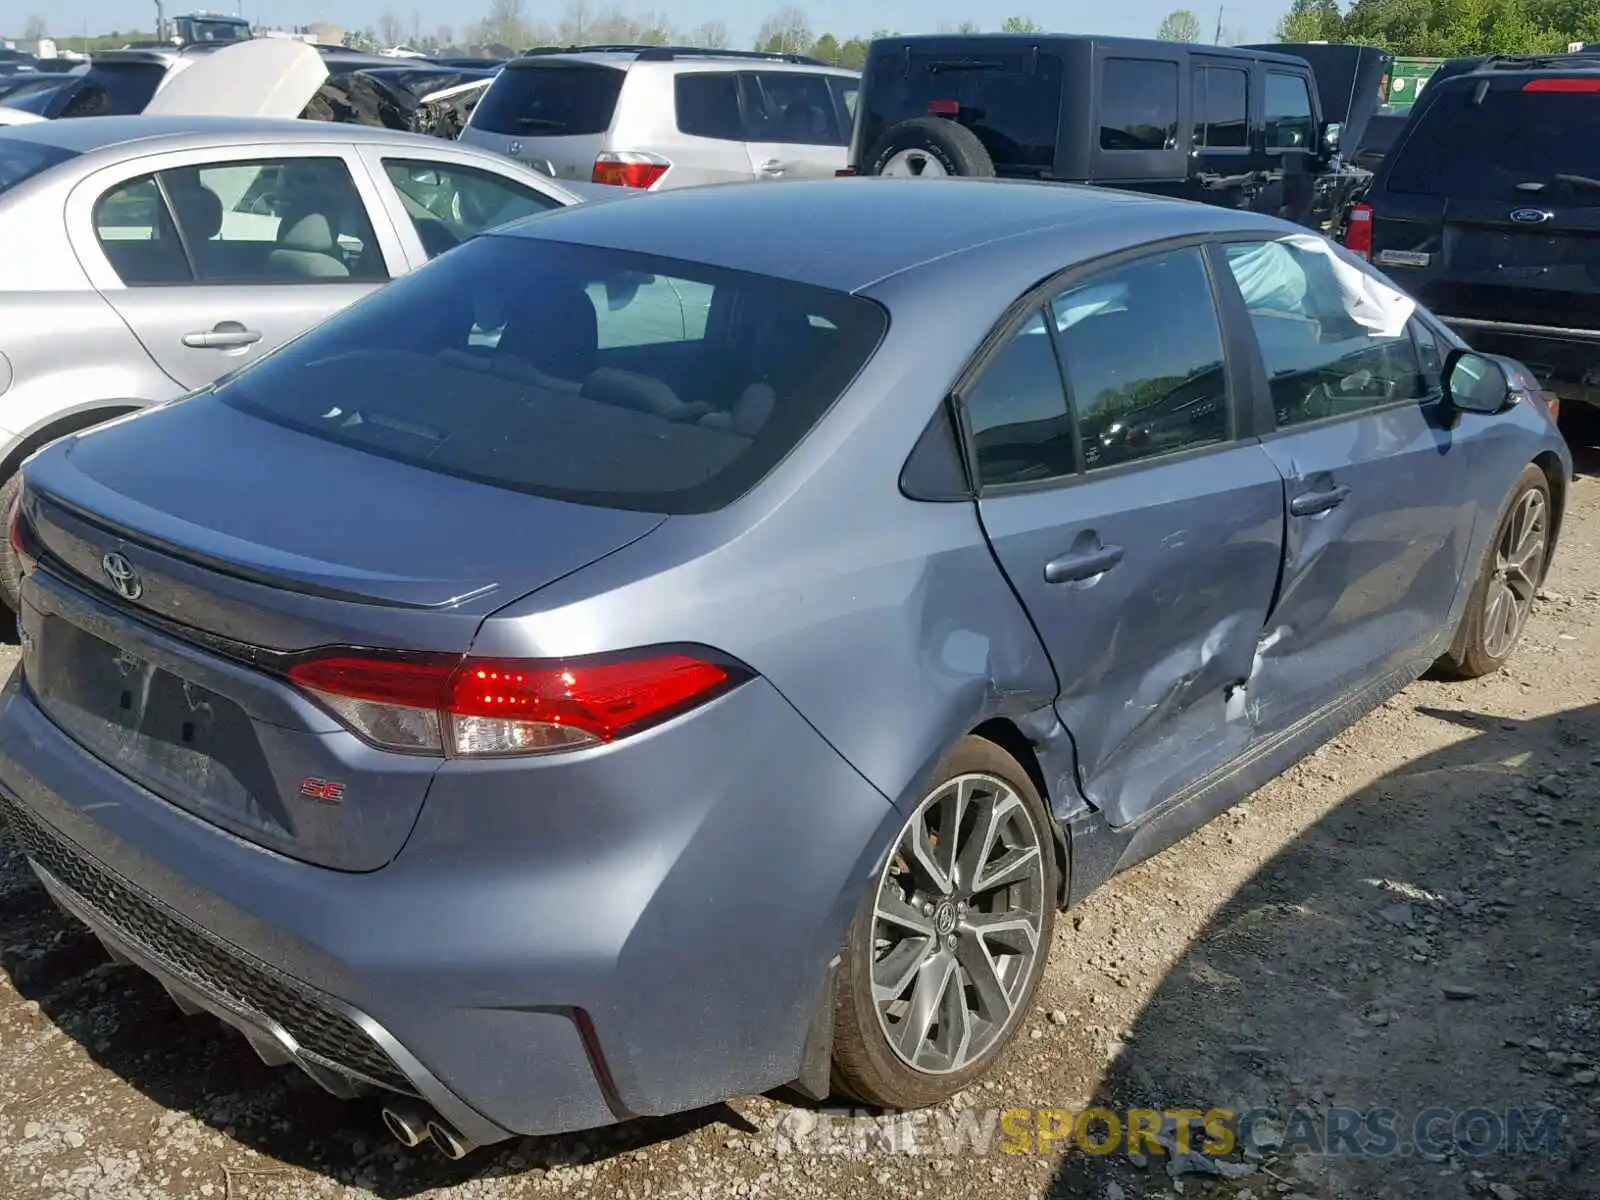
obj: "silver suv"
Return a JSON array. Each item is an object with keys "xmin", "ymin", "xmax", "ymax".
[{"xmin": 459, "ymin": 45, "xmax": 860, "ymax": 189}]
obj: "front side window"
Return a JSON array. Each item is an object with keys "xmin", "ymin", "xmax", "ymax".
[
  {"xmin": 1193, "ymin": 66, "xmax": 1248, "ymax": 150},
  {"xmin": 1223, "ymin": 239, "xmax": 1425, "ymax": 427},
  {"xmin": 1264, "ymin": 72, "xmax": 1314, "ymax": 151},
  {"xmin": 209, "ymin": 236, "xmax": 888, "ymax": 514},
  {"xmin": 1099, "ymin": 58, "xmax": 1179, "ymax": 151},
  {"xmin": 1052, "ymin": 247, "xmax": 1229, "ymax": 469},
  {"xmin": 383, "ymin": 159, "xmax": 561, "ymax": 257},
  {"xmin": 160, "ymin": 157, "xmax": 387, "ymax": 283}
]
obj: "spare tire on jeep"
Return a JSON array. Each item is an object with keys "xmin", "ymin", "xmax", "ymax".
[{"xmin": 863, "ymin": 117, "xmax": 996, "ymax": 178}]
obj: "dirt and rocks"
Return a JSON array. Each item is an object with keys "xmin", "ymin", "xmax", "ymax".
[{"xmin": 2, "ymin": 466, "xmax": 1598, "ymax": 1200}]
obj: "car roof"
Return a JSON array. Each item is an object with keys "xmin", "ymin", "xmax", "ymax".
[
  {"xmin": 0, "ymin": 114, "xmax": 468, "ymax": 156},
  {"xmin": 872, "ymin": 32, "xmax": 1313, "ymax": 69},
  {"xmin": 507, "ymin": 45, "xmax": 854, "ymax": 74},
  {"xmin": 499, "ymin": 176, "xmax": 1291, "ymax": 293},
  {"xmin": 1440, "ymin": 50, "xmax": 1600, "ymax": 82}
]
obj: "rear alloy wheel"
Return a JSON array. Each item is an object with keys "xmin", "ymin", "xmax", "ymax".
[
  {"xmin": 831, "ymin": 737, "xmax": 1057, "ymax": 1109},
  {"xmin": 1437, "ymin": 464, "xmax": 1551, "ymax": 679}
]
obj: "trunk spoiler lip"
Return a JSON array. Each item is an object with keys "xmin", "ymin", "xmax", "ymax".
[{"xmin": 25, "ymin": 481, "xmax": 503, "ymax": 612}]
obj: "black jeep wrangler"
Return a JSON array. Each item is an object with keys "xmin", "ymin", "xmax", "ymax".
[
  {"xmin": 843, "ymin": 34, "xmax": 1386, "ymax": 230},
  {"xmin": 1350, "ymin": 52, "xmax": 1600, "ymax": 432}
]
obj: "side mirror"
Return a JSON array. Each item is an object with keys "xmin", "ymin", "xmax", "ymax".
[
  {"xmin": 1441, "ymin": 348, "xmax": 1514, "ymax": 419},
  {"xmin": 1320, "ymin": 121, "xmax": 1343, "ymax": 154}
]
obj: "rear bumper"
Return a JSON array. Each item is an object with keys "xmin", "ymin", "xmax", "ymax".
[{"xmin": 0, "ymin": 666, "xmax": 898, "ymax": 1139}]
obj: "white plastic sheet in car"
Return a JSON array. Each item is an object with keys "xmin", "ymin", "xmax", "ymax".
[
  {"xmin": 143, "ymin": 38, "xmax": 329, "ymax": 119},
  {"xmin": 0, "ymin": 108, "xmax": 47, "ymax": 125},
  {"xmin": 1227, "ymin": 233, "xmax": 1415, "ymax": 337}
]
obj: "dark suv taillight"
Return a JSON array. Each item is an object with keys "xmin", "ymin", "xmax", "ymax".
[
  {"xmin": 1344, "ymin": 203, "xmax": 1374, "ymax": 260},
  {"xmin": 7, "ymin": 486, "xmax": 36, "ymax": 579}
]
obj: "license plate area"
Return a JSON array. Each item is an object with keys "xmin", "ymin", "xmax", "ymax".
[
  {"xmin": 1448, "ymin": 228, "xmax": 1600, "ymax": 273},
  {"xmin": 29, "ymin": 614, "xmax": 290, "ymax": 835}
]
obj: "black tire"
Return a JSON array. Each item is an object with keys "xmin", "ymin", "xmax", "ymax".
[
  {"xmin": 0, "ymin": 472, "xmax": 21, "ymax": 616},
  {"xmin": 862, "ymin": 117, "xmax": 996, "ymax": 179},
  {"xmin": 831, "ymin": 735, "xmax": 1058, "ymax": 1110},
  {"xmin": 1436, "ymin": 464, "xmax": 1552, "ymax": 680}
]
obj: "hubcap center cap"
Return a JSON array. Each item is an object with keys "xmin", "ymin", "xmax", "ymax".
[{"xmin": 933, "ymin": 900, "xmax": 959, "ymax": 937}]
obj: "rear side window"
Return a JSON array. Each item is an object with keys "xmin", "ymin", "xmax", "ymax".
[
  {"xmin": 78, "ymin": 62, "xmax": 169, "ymax": 115},
  {"xmin": 859, "ymin": 51, "xmax": 1064, "ymax": 172},
  {"xmin": 0, "ymin": 138, "xmax": 76, "ymax": 198},
  {"xmin": 93, "ymin": 176, "xmax": 193, "ymax": 285},
  {"xmin": 1386, "ymin": 85, "xmax": 1600, "ymax": 200},
  {"xmin": 1194, "ymin": 66, "xmax": 1248, "ymax": 149},
  {"xmin": 676, "ymin": 72, "xmax": 745, "ymax": 141},
  {"xmin": 1053, "ymin": 247, "xmax": 1229, "ymax": 468},
  {"xmin": 210, "ymin": 237, "xmax": 888, "ymax": 514},
  {"xmin": 469, "ymin": 62, "xmax": 625, "ymax": 137},
  {"xmin": 744, "ymin": 72, "xmax": 846, "ymax": 145},
  {"xmin": 1264, "ymin": 72, "xmax": 1314, "ymax": 150},
  {"xmin": 1099, "ymin": 59, "xmax": 1179, "ymax": 151}
]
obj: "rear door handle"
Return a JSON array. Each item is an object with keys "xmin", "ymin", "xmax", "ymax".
[
  {"xmin": 1289, "ymin": 484, "xmax": 1352, "ymax": 517},
  {"xmin": 1044, "ymin": 544, "xmax": 1124, "ymax": 584},
  {"xmin": 182, "ymin": 322, "xmax": 262, "ymax": 350}
]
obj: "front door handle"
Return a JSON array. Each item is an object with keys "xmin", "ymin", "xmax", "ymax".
[
  {"xmin": 182, "ymin": 321, "xmax": 262, "ymax": 350},
  {"xmin": 1044, "ymin": 544, "xmax": 1124, "ymax": 584},
  {"xmin": 1289, "ymin": 483, "xmax": 1352, "ymax": 517},
  {"xmin": 757, "ymin": 159, "xmax": 786, "ymax": 177}
]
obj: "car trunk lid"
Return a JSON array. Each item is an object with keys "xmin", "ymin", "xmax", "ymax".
[{"xmin": 15, "ymin": 398, "xmax": 666, "ymax": 871}]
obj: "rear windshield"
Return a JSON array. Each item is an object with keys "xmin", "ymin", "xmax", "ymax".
[
  {"xmin": 859, "ymin": 50, "xmax": 1064, "ymax": 172},
  {"xmin": 0, "ymin": 138, "xmax": 76, "ymax": 197},
  {"xmin": 1386, "ymin": 85, "xmax": 1600, "ymax": 200},
  {"xmin": 469, "ymin": 62, "xmax": 625, "ymax": 136},
  {"xmin": 211, "ymin": 236, "xmax": 888, "ymax": 514}
]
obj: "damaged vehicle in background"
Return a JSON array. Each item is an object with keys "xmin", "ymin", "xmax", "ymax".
[
  {"xmin": 0, "ymin": 38, "xmax": 502, "ymax": 142},
  {"xmin": 0, "ymin": 110, "xmax": 604, "ymax": 609},
  {"xmin": 0, "ymin": 179, "xmax": 1568, "ymax": 1158}
]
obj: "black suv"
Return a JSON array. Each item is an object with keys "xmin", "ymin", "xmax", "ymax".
[
  {"xmin": 1351, "ymin": 53, "xmax": 1600, "ymax": 426},
  {"xmin": 844, "ymin": 34, "xmax": 1385, "ymax": 229}
]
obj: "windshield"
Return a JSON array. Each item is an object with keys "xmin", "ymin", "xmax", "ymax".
[
  {"xmin": 0, "ymin": 138, "xmax": 76, "ymax": 196},
  {"xmin": 211, "ymin": 236, "xmax": 888, "ymax": 513},
  {"xmin": 1386, "ymin": 85, "xmax": 1600, "ymax": 201},
  {"xmin": 182, "ymin": 18, "xmax": 251, "ymax": 42}
]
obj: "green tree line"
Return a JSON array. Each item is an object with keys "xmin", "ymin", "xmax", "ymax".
[{"xmin": 1274, "ymin": 0, "xmax": 1598, "ymax": 55}]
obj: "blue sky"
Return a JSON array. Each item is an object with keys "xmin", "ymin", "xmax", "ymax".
[{"xmin": 15, "ymin": 0, "xmax": 1283, "ymax": 50}]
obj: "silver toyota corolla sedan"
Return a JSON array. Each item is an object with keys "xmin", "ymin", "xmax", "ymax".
[
  {"xmin": 0, "ymin": 115, "xmax": 600, "ymax": 609},
  {"xmin": 0, "ymin": 178, "xmax": 1569, "ymax": 1159}
]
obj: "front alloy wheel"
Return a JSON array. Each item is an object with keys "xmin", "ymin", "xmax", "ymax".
[{"xmin": 831, "ymin": 737, "xmax": 1058, "ymax": 1108}]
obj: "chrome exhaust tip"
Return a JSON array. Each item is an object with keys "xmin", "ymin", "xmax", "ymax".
[
  {"xmin": 426, "ymin": 1119, "xmax": 476, "ymax": 1160},
  {"xmin": 381, "ymin": 1103, "xmax": 433, "ymax": 1149}
]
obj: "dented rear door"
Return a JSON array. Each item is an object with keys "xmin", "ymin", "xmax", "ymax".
[{"xmin": 967, "ymin": 244, "xmax": 1285, "ymax": 829}]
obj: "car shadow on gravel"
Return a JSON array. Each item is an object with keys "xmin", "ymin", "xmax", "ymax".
[
  {"xmin": 1047, "ymin": 700, "xmax": 1600, "ymax": 1200},
  {"xmin": 0, "ymin": 829, "xmax": 754, "ymax": 1195}
]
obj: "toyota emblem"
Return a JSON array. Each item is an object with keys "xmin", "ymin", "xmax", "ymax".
[
  {"xmin": 1509, "ymin": 207, "xmax": 1554, "ymax": 224},
  {"xmin": 101, "ymin": 552, "xmax": 142, "ymax": 601}
]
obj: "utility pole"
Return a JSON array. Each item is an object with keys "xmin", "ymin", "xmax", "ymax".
[
  {"xmin": 1214, "ymin": 5, "xmax": 1224, "ymax": 43},
  {"xmin": 154, "ymin": 0, "xmax": 166, "ymax": 41}
]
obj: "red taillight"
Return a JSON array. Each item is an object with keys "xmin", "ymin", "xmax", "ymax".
[
  {"xmin": 835, "ymin": 168, "xmax": 858, "ymax": 177},
  {"xmin": 591, "ymin": 151, "xmax": 670, "ymax": 189},
  {"xmin": 286, "ymin": 648, "xmax": 745, "ymax": 757},
  {"xmin": 1344, "ymin": 203, "xmax": 1374, "ymax": 260},
  {"xmin": 928, "ymin": 99, "xmax": 960, "ymax": 115},
  {"xmin": 6, "ymin": 487, "xmax": 36, "ymax": 578},
  {"xmin": 1523, "ymin": 77, "xmax": 1600, "ymax": 92}
]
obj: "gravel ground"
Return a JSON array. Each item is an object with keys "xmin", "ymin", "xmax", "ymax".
[{"xmin": 2, "ymin": 459, "xmax": 1598, "ymax": 1200}]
